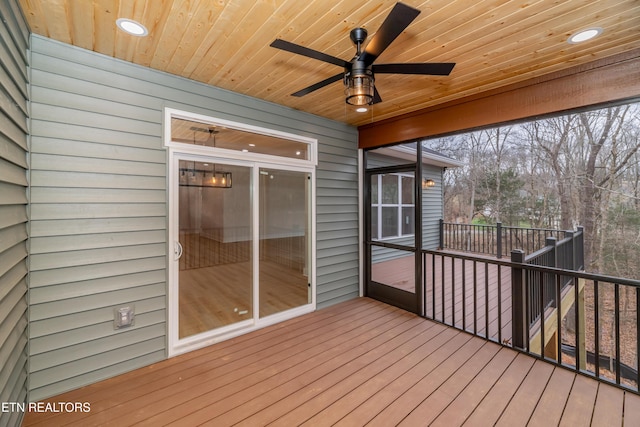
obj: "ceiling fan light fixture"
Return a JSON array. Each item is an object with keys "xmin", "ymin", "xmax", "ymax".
[
  {"xmin": 116, "ymin": 18, "xmax": 148, "ymax": 37},
  {"xmin": 345, "ymin": 70, "xmax": 374, "ymax": 106},
  {"xmin": 567, "ymin": 27, "xmax": 602, "ymax": 44}
]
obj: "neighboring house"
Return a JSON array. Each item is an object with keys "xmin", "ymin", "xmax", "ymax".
[{"xmin": 1, "ymin": 2, "xmax": 639, "ymax": 426}]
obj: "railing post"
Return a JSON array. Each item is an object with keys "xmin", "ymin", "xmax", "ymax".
[
  {"xmin": 565, "ymin": 230, "xmax": 575, "ymax": 270},
  {"xmin": 511, "ymin": 249, "xmax": 527, "ymax": 350},
  {"xmin": 439, "ymin": 219, "xmax": 444, "ymax": 250},
  {"xmin": 496, "ymin": 221, "xmax": 502, "ymax": 259},
  {"xmin": 576, "ymin": 226, "xmax": 585, "ymax": 270},
  {"xmin": 546, "ymin": 236, "xmax": 557, "ymax": 268}
]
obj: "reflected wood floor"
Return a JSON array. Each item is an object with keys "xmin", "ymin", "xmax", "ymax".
[
  {"xmin": 23, "ymin": 298, "xmax": 640, "ymax": 426},
  {"xmin": 179, "ymin": 261, "xmax": 309, "ymax": 338}
]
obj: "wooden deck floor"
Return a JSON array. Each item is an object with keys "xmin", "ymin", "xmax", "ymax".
[{"xmin": 22, "ymin": 298, "xmax": 640, "ymax": 426}]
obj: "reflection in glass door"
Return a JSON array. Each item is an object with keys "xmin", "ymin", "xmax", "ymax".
[
  {"xmin": 178, "ymin": 160, "xmax": 252, "ymax": 338},
  {"xmin": 259, "ymin": 168, "xmax": 310, "ymax": 317}
]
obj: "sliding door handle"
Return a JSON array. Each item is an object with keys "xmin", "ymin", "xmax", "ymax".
[{"xmin": 175, "ymin": 241, "xmax": 183, "ymax": 260}]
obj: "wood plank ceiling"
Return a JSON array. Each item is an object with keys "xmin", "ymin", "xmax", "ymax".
[{"xmin": 18, "ymin": 0, "xmax": 640, "ymax": 127}]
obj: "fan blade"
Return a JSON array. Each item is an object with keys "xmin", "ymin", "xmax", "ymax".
[
  {"xmin": 291, "ymin": 73, "xmax": 344, "ymax": 97},
  {"xmin": 359, "ymin": 2, "xmax": 421, "ymax": 66},
  {"xmin": 270, "ymin": 39, "xmax": 349, "ymax": 68},
  {"xmin": 373, "ymin": 62, "xmax": 455, "ymax": 75},
  {"xmin": 372, "ymin": 87, "xmax": 383, "ymax": 104}
]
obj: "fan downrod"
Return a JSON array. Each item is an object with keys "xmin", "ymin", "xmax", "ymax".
[{"xmin": 350, "ymin": 28, "xmax": 368, "ymax": 52}]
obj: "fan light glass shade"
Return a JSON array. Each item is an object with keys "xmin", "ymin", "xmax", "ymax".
[{"xmin": 345, "ymin": 72, "xmax": 374, "ymax": 106}]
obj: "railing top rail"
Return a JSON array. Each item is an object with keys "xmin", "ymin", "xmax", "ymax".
[
  {"xmin": 524, "ymin": 244, "xmax": 554, "ymax": 262},
  {"xmin": 424, "ymin": 249, "xmax": 640, "ymax": 288},
  {"xmin": 442, "ymin": 221, "xmax": 574, "ymax": 235}
]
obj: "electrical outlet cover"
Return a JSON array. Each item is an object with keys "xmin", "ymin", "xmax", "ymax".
[{"xmin": 114, "ymin": 306, "xmax": 135, "ymax": 329}]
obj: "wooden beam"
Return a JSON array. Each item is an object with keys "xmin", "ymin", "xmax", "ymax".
[{"xmin": 358, "ymin": 49, "xmax": 640, "ymax": 149}]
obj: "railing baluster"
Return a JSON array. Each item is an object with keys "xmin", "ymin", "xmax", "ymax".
[
  {"xmin": 556, "ymin": 274, "xmax": 563, "ymax": 366},
  {"xmin": 497, "ymin": 264, "xmax": 502, "ymax": 344},
  {"xmin": 441, "ymin": 254, "xmax": 445, "ymax": 323},
  {"xmin": 452, "ymin": 256, "xmax": 456, "ymax": 327},
  {"xmin": 432, "ymin": 253, "xmax": 436, "ymax": 318},
  {"xmin": 496, "ymin": 222, "xmax": 502, "ymax": 259},
  {"xmin": 462, "ymin": 259, "xmax": 467, "ymax": 332},
  {"xmin": 574, "ymin": 274, "xmax": 579, "ymax": 371},
  {"xmin": 540, "ymin": 267, "xmax": 545, "ymax": 359},
  {"xmin": 636, "ymin": 286, "xmax": 640, "ymax": 391},
  {"xmin": 594, "ymin": 280, "xmax": 600, "ymax": 379},
  {"xmin": 473, "ymin": 260, "xmax": 478, "ymax": 335},
  {"xmin": 485, "ymin": 262, "xmax": 489, "ymax": 340},
  {"xmin": 615, "ymin": 283, "xmax": 621, "ymax": 385}
]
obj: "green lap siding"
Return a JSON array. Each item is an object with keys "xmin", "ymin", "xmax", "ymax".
[
  {"xmin": 28, "ymin": 35, "xmax": 359, "ymax": 400},
  {"xmin": 0, "ymin": 1, "xmax": 29, "ymax": 426}
]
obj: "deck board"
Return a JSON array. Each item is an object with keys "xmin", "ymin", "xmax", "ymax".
[
  {"xmin": 463, "ymin": 352, "xmax": 536, "ymax": 426},
  {"xmin": 22, "ymin": 297, "xmax": 636, "ymax": 427},
  {"xmin": 495, "ymin": 359, "xmax": 555, "ymax": 425}
]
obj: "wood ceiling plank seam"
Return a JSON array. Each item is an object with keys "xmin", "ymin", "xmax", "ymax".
[
  {"xmin": 112, "ymin": 0, "xmax": 137, "ymax": 59},
  {"xmin": 92, "ymin": 0, "xmax": 118, "ymax": 57},
  {"xmin": 197, "ymin": 0, "xmax": 292, "ymax": 86},
  {"xmin": 219, "ymin": 0, "xmax": 367, "ymax": 96},
  {"xmin": 184, "ymin": 0, "xmax": 257, "ymax": 82},
  {"xmin": 466, "ymin": 19, "xmax": 640, "ymax": 86},
  {"xmin": 122, "ymin": 0, "xmax": 151, "ymax": 62},
  {"xmin": 391, "ymin": 0, "xmax": 584, "ymax": 65},
  {"xmin": 208, "ymin": 0, "xmax": 324, "ymax": 95},
  {"xmin": 37, "ymin": 0, "xmax": 71, "ymax": 43},
  {"xmin": 162, "ymin": 0, "xmax": 228, "ymax": 76},
  {"xmin": 389, "ymin": 0, "xmax": 551, "ymax": 64},
  {"xmin": 17, "ymin": 0, "xmax": 47, "ymax": 36},
  {"xmin": 67, "ymin": 0, "xmax": 94, "ymax": 50},
  {"xmin": 393, "ymin": 0, "xmax": 628, "ymax": 68},
  {"xmin": 177, "ymin": 0, "xmax": 243, "ymax": 78},
  {"xmin": 225, "ymin": 0, "xmax": 371, "ymax": 97},
  {"xmin": 132, "ymin": 0, "xmax": 178, "ymax": 68},
  {"xmin": 376, "ymin": 0, "xmax": 514, "ymax": 63},
  {"xmin": 430, "ymin": 18, "xmax": 635, "ymax": 90},
  {"xmin": 145, "ymin": 0, "xmax": 200, "ymax": 70}
]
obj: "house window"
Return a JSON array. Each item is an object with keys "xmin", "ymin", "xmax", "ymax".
[
  {"xmin": 164, "ymin": 108, "xmax": 317, "ymax": 166},
  {"xmin": 371, "ymin": 173, "xmax": 415, "ymax": 240}
]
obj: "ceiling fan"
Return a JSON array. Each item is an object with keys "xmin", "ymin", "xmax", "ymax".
[{"xmin": 270, "ymin": 2, "xmax": 455, "ymax": 107}]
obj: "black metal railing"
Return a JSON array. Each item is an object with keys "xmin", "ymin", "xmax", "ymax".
[
  {"xmin": 439, "ymin": 220, "xmax": 570, "ymax": 258},
  {"xmin": 422, "ymin": 249, "xmax": 640, "ymax": 394},
  {"xmin": 523, "ymin": 228, "xmax": 585, "ymax": 328}
]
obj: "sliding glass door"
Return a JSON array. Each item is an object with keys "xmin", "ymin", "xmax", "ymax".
[
  {"xmin": 170, "ymin": 155, "xmax": 313, "ymax": 354},
  {"xmin": 258, "ymin": 168, "xmax": 311, "ymax": 318},
  {"xmin": 177, "ymin": 160, "xmax": 252, "ymax": 339}
]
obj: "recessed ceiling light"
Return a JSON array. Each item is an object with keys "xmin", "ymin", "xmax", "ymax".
[
  {"xmin": 356, "ymin": 107, "xmax": 368, "ymax": 113},
  {"xmin": 567, "ymin": 27, "xmax": 602, "ymax": 44},
  {"xmin": 116, "ymin": 18, "xmax": 148, "ymax": 37}
]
